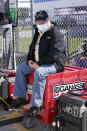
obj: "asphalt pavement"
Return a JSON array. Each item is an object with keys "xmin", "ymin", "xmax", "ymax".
[{"xmin": 0, "ymin": 108, "xmax": 44, "ymax": 131}]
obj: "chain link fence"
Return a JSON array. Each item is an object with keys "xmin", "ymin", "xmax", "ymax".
[
  {"xmin": 53, "ymin": 7, "xmax": 87, "ymax": 67},
  {"xmin": 0, "ymin": 0, "xmax": 87, "ymax": 69},
  {"xmin": 13, "ymin": 2, "xmax": 33, "ymax": 67},
  {"xmin": 0, "ymin": 0, "xmax": 33, "ymax": 69}
]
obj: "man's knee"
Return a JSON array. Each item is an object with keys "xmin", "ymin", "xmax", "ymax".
[{"xmin": 34, "ymin": 67, "xmax": 46, "ymax": 78}]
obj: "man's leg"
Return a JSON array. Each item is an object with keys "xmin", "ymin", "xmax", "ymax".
[
  {"xmin": 30, "ymin": 64, "xmax": 57, "ymax": 107},
  {"xmin": 13, "ymin": 62, "xmax": 34, "ymax": 99},
  {"xmin": 8, "ymin": 62, "xmax": 34, "ymax": 109}
]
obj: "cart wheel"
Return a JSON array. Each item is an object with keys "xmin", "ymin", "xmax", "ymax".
[
  {"xmin": 23, "ymin": 116, "xmax": 34, "ymax": 129},
  {"xmin": 43, "ymin": 125, "xmax": 54, "ymax": 131}
]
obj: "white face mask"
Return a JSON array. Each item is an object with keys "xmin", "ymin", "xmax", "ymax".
[{"xmin": 37, "ymin": 23, "xmax": 48, "ymax": 32}]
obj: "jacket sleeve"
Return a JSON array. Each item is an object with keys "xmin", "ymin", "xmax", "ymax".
[
  {"xmin": 26, "ymin": 29, "xmax": 38, "ymax": 62},
  {"xmin": 37, "ymin": 28, "xmax": 66, "ymax": 65}
]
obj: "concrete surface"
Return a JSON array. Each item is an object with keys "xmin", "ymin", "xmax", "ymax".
[
  {"xmin": 0, "ymin": 108, "xmax": 44, "ymax": 131},
  {"xmin": 0, "ymin": 119, "xmax": 44, "ymax": 131}
]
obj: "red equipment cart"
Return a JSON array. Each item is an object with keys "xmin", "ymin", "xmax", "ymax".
[{"xmin": 22, "ymin": 65, "xmax": 87, "ymax": 130}]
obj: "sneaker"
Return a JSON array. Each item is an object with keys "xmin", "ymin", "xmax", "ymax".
[
  {"xmin": 24, "ymin": 106, "xmax": 41, "ymax": 116},
  {"xmin": 8, "ymin": 98, "xmax": 28, "ymax": 110}
]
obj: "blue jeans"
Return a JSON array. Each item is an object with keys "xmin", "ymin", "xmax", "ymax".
[{"xmin": 13, "ymin": 62, "xmax": 57, "ymax": 107}]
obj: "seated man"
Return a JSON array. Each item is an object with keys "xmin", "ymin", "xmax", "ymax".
[{"xmin": 9, "ymin": 10, "xmax": 66, "ymax": 114}]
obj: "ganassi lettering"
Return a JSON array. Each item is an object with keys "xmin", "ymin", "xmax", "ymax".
[{"xmin": 53, "ymin": 81, "xmax": 85, "ymax": 98}]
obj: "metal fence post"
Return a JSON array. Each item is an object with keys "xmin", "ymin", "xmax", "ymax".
[
  {"xmin": 30, "ymin": 0, "xmax": 34, "ymax": 37},
  {"xmin": 15, "ymin": 0, "xmax": 19, "ymax": 54},
  {"xmin": 66, "ymin": 15, "xmax": 71, "ymax": 64}
]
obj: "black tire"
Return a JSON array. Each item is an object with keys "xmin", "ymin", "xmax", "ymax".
[
  {"xmin": 43, "ymin": 125, "xmax": 54, "ymax": 131},
  {"xmin": 22, "ymin": 116, "xmax": 34, "ymax": 129}
]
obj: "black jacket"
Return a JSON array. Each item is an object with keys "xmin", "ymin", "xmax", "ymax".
[{"xmin": 27, "ymin": 25, "xmax": 66, "ymax": 72}]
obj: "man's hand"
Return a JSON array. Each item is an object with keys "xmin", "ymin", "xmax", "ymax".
[
  {"xmin": 28, "ymin": 60, "xmax": 39, "ymax": 69},
  {"xmin": 32, "ymin": 63, "xmax": 39, "ymax": 69},
  {"xmin": 28, "ymin": 60, "xmax": 34, "ymax": 68}
]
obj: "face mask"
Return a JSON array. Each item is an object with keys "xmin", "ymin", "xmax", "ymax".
[{"xmin": 37, "ymin": 23, "xmax": 48, "ymax": 32}]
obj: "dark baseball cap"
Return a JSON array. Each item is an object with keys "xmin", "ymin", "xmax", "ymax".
[{"xmin": 35, "ymin": 10, "xmax": 48, "ymax": 21}]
